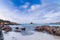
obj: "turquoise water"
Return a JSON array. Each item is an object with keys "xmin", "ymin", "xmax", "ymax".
[
  {"xmin": 10, "ymin": 23, "xmax": 60, "ymax": 27},
  {"xmin": 48, "ymin": 24, "xmax": 60, "ymax": 26},
  {"xmin": 9, "ymin": 23, "xmax": 60, "ymax": 31}
]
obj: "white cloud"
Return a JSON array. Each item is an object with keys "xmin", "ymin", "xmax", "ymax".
[
  {"xmin": 20, "ymin": 2, "xmax": 30, "ymax": 9},
  {"xmin": 28, "ymin": 5, "xmax": 40, "ymax": 11},
  {"xmin": 0, "ymin": 0, "xmax": 60, "ymax": 23},
  {"xmin": 0, "ymin": 1, "xmax": 36, "ymax": 23},
  {"xmin": 43, "ymin": 11, "xmax": 60, "ymax": 23}
]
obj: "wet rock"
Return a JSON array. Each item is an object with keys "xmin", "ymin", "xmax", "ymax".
[
  {"xmin": 35, "ymin": 26, "xmax": 44, "ymax": 32},
  {"xmin": 2, "ymin": 25, "xmax": 12, "ymax": 32},
  {"xmin": 35, "ymin": 26, "xmax": 60, "ymax": 36},
  {"xmin": 0, "ymin": 25, "xmax": 4, "ymax": 29},
  {"xmin": 53, "ymin": 27, "xmax": 60, "ymax": 36},
  {"xmin": 43, "ymin": 26, "xmax": 50, "ymax": 31},
  {"xmin": 45, "ymin": 26, "xmax": 60, "ymax": 36},
  {"xmin": 14, "ymin": 27, "xmax": 21, "ymax": 32},
  {"xmin": 21, "ymin": 28, "xmax": 26, "ymax": 31}
]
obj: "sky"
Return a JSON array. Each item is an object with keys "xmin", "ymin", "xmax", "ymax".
[{"xmin": 0, "ymin": 0, "xmax": 60, "ymax": 23}]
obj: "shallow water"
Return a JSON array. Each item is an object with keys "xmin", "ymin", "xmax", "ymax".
[
  {"xmin": 3, "ymin": 24, "xmax": 60, "ymax": 40},
  {"xmin": 3, "ymin": 31, "xmax": 60, "ymax": 40},
  {"xmin": 9, "ymin": 24, "xmax": 60, "ymax": 31}
]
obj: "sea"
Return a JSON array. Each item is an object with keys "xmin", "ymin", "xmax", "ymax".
[
  {"xmin": 3, "ymin": 23, "xmax": 60, "ymax": 40},
  {"xmin": 9, "ymin": 23, "xmax": 60, "ymax": 31}
]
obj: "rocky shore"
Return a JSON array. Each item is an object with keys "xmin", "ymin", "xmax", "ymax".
[
  {"xmin": 0, "ymin": 25, "xmax": 26, "ymax": 32},
  {"xmin": 0, "ymin": 25, "xmax": 60, "ymax": 36},
  {"xmin": 35, "ymin": 26, "xmax": 60, "ymax": 36}
]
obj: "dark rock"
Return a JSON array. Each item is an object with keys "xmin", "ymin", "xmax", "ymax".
[
  {"xmin": 2, "ymin": 25, "xmax": 12, "ymax": 32},
  {"xmin": 21, "ymin": 28, "xmax": 26, "ymax": 31},
  {"xmin": 35, "ymin": 26, "xmax": 44, "ymax": 32},
  {"xmin": 15, "ymin": 27, "xmax": 21, "ymax": 32},
  {"xmin": 35, "ymin": 26, "xmax": 60, "ymax": 36},
  {"xmin": 53, "ymin": 27, "xmax": 60, "ymax": 36},
  {"xmin": 0, "ymin": 30, "xmax": 4, "ymax": 40}
]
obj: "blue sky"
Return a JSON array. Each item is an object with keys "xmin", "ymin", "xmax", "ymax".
[{"xmin": 0, "ymin": 0, "xmax": 60, "ymax": 23}]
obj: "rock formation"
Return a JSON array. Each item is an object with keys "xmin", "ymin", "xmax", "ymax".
[
  {"xmin": 2, "ymin": 25, "xmax": 12, "ymax": 32},
  {"xmin": 35, "ymin": 26, "xmax": 60, "ymax": 36},
  {"xmin": 14, "ymin": 27, "xmax": 21, "ymax": 32},
  {"xmin": 21, "ymin": 28, "xmax": 26, "ymax": 31}
]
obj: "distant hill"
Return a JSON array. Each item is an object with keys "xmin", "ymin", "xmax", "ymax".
[
  {"xmin": 0, "ymin": 19, "xmax": 19, "ymax": 25},
  {"xmin": 0, "ymin": 19, "xmax": 4, "ymax": 22},
  {"xmin": 49, "ymin": 22, "xmax": 60, "ymax": 24}
]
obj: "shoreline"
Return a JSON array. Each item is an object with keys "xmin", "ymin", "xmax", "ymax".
[{"xmin": 0, "ymin": 24, "xmax": 60, "ymax": 36}]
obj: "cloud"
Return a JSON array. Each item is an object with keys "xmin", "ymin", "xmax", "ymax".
[
  {"xmin": 19, "ymin": 2, "xmax": 30, "ymax": 9},
  {"xmin": 0, "ymin": 0, "xmax": 60, "ymax": 23},
  {"xmin": 27, "ymin": 4, "xmax": 41, "ymax": 12},
  {"xmin": 0, "ymin": 1, "xmax": 36, "ymax": 23},
  {"xmin": 42, "ymin": 11, "xmax": 60, "ymax": 23}
]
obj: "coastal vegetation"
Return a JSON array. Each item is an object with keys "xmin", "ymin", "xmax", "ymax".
[{"xmin": 0, "ymin": 19, "xmax": 19, "ymax": 25}]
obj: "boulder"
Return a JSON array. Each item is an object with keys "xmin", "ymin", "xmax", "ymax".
[
  {"xmin": 35, "ymin": 26, "xmax": 44, "ymax": 32},
  {"xmin": 14, "ymin": 27, "xmax": 21, "ymax": 32},
  {"xmin": 2, "ymin": 25, "xmax": 12, "ymax": 32},
  {"xmin": 53, "ymin": 28, "xmax": 60, "ymax": 36},
  {"xmin": 43, "ymin": 26, "xmax": 50, "ymax": 31},
  {"xmin": 46, "ymin": 26, "xmax": 60, "ymax": 36},
  {"xmin": 35, "ymin": 26, "xmax": 60, "ymax": 36},
  {"xmin": 21, "ymin": 28, "xmax": 26, "ymax": 31},
  {"xmin": 0, "ymin": 25, "xmax": 4, "ymax": 29}
]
